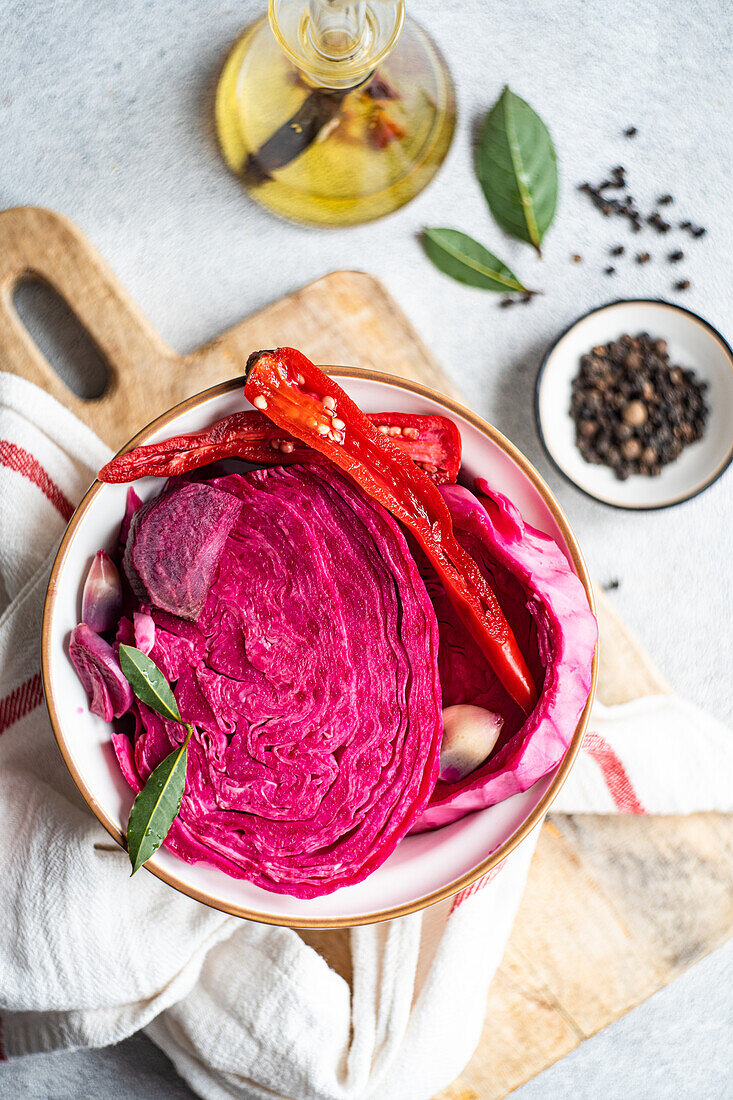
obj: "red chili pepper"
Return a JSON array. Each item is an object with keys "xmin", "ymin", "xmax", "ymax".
[
  {"xmin": 244, "ymin": 348, "xmax": 537, "ymax": 714},
  {"xmin": 98, "ymin": 411, "xmax": 461, "ymax": 486},
  {"xmin": 369, "ymin": 412, "xmax": 461, "ymax": 484}
]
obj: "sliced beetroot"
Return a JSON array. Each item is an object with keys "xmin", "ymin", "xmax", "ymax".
[
  {"xmin": 69, "ymin": 623, "xmax": 133, "ymax": 722},
  {"xmin": 116, "ymin": 486, "xmax": 142, "ymax": 562},
  {"xmin": 121, "ymin": 498, "xmax": 153, "ymax": 604},
  {"xmin": 123, "ymin": 482, "xmax": 242, "ymax": 620}
]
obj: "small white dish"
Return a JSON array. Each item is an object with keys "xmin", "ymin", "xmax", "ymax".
[
  {"xmin": 43, "ymin": 370, "xmax": 596, "ymax": 928},
  {"xmin": 536, "ymin": 300, "xmax": 733, "ymax": 509}
]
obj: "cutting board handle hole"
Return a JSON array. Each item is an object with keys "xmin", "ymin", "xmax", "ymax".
[{"xmin": 13, "ymin": 277, "xmax": 110, "ymax": 400}]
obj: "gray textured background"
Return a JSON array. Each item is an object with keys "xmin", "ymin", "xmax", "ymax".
[{"xmin": 1, "ymin": 0, "xmax": 731, "ymax": 1096}]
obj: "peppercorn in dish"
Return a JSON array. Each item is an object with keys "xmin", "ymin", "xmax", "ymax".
[{"xmin": 570, "ymin": 333, "xmax": 709, "ymax": 479}]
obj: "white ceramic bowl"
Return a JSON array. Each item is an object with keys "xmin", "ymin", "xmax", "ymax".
[
  {"xmin": 43, "ymin": 370, "xmax": 597, "ymax": 928},
  {"xmin": 536, "ymin": 300, "xmax": 733, "ymax": 509}
]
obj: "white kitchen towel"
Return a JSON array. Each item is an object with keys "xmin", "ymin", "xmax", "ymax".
[{"xmin": 0, "ymin": 372, "xmax": 730, "ymax": 1100}]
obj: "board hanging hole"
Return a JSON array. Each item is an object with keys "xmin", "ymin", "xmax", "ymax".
[{"xmin": 13, "ymin": 277, "xmax": 110, "ymax": 400}]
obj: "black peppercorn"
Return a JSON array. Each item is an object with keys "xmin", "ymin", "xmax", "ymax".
[
  {"xmin": 680, "ymin": 222, "xmax": 707, "ymax": 239},
  {"xmin": 647, "ymin": 212, "xmax": 671, "ymax": 233},
  {"xmin": 569, "ymin": 332, "xmax": 709, "ymax": 479}
]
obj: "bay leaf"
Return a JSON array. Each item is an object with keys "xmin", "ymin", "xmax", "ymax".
[
  {"xmin": 126, "ymin": 726, "xmax": 192, "ymax": 874},
  {"xmin": 477, "ymin": 86, "xmax": 558, "ymax": 255},
  {"xmin": 119, "ymin": 644, "xmax": 182, "ymax": 724},
  {"xmin": 423, "ymin": 228, "xmax": 530, "ymax": 293}
]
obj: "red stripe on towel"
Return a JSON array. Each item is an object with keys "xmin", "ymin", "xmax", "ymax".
[
  {"xmin": 0, "ymin": 672, "xmax": 44, "ymax": 736},
  {"xmin": 584, "ymin": 731, "xmax": 647, "ymax": 814},
  {"xmin": 0, "ymin": 441, "xmax": 74, "ymax": 521},
  {"xmin": 451, "ymin": 729, "xmax": 646, "ymax": 915},
  {"xmin": 451, "ymin": 862, "xmax": 504, "ymax": 913}
]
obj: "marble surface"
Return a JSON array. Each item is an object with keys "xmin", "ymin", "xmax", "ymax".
[{"xmin": 1, "ymin": 0, "xmax": 731, "ymax": 1096}]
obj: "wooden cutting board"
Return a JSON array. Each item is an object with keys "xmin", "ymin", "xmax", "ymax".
[{"xmin": 2, "ymin": 207, "xmax": 730, "ymax": 1098}]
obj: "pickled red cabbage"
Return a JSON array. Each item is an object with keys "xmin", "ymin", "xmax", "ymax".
[
  {"xmin": 116, "ymin": 465, "xmax": 442, "ymax": 897},
  {"xmin": 412, "ymin": 482, "xmax": 597, "ymax": 832}
]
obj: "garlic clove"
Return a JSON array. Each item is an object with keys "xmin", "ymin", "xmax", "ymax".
[
  {"xmin": 439, "ymin": 705, "xmax": 504, "ymax": 783},
  {"xmin": 81, "ymin": 550, "xmax": 122, "ymax": 634}
]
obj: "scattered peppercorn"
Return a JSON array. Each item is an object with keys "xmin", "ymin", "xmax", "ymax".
[
  {"xmin": 624, "ymin": 126, "xmax": 638, "ymax": 137},
  {"xmin": 578, "ymin": 180, "xmax": 643, "ymax": 232},
  {"xmin": 571, "ymin": 254, "xmax": 583, "ymax": 263},
  {"xmin": 680, "ymin": 221, "xmax": 707, "ymax": 238},
  {"xmin": 569, "ymin": 332, "xmax": 709, "ymax": 479},
  {"xmin": 578, "ymin": 157, "xmax": 711, "ymax": 264},
  {"xmin": 604, "ymin": 266, "xmax": 616, "ymax": 275},
  {"xmin": 674, "ymin": 279, "xmax": 691, "ymax": 291},
  {"xmin": 668, "ymin": 250, "xmax": 684, "ymax": 263},
  {"xmin": 636, "ymin": 252, "xmax": 651, "ymax": 264},
  {"xmin": 647, "ymin": 212, "xmax": 671, "ymax": 233},
  {"xmin": 499, "ymin": 292, "xmax": 533, "ymax": 308}
]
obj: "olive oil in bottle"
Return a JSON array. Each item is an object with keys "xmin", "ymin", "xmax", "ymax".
[{"xmin": 216, "ymin": 0, "xmax": 455, "ymax": 227}]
